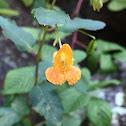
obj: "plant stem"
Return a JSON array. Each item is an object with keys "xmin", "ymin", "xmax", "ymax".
[
  {"xmin": 78, "ymin": 30, "xmax": 96, "ymax": 40},
  {"xmin": 34, "ymin": 0, "xmax": 56, "ymax": 85}
]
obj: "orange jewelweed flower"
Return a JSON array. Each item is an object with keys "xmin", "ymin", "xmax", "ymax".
[{"xmin": 45, "ymin": 44, "xmax": 81, "ymax": 85}]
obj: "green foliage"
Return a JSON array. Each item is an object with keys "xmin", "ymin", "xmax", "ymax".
[
  {"xmin": 60, "ymin": 87, "xmax": 90, "ymax": 113},
  {"xmin": 108, "ymin": 0, "xmax": 126, "ymax": 11},
  {"xmin": 89, "ymin": 79, "xmax": 120, "ymax": 91},
  {"xmin": 81, "ymin": 67, "xmax": 91, "ymax": 81},
  {"xmin": 29, "ymin": 82, "xmax": 64, "ymax": 124},
  {"xmin": 73, "ymin": 50, "xmax": 87, "ymax": 64},
  {"xmin": 58, "ymin": 18, "xmax": 106, "ymax": 32},
  {"xmin": 22, "ymin": 0, "xmax": 33, "ymax": 7},
  {"xmin": 11, "ymin": 96, "xmax": 30, "ymax": 116},
  {"xmin": 32, "ymin": 7, "xmax": 70, "ymax": 25},
  {"xmin": 0, "ymin": 0, "xmax": 9, "ymax": 8},
  {"xmin": 88, "ymin": 39, "xmax": 126, "ymax": 73},
  {"xmin": 0, "ymin": 107, "xmax": 19, "ymax": 126},
  {"xmin": 86, "ymin": 98, "xmax": 112, "ymax": 126},
  {"xmin": 113, "ymin": 51, "xmax": 126, "ymax": 63},
  {"xmin": 0, "ymin": 16, "xmax": 36, "ymax": 51},
  {"xmin": 87, "ymin": 39, "xmax": 97, "ymax": 54},
  {"xmin": 91, "ymin": 0, "xmax": 103, "ymax": 11},
  {"xmin": 32, "ymin": 0, "xmax": 46, "ymax": 8},
  {"xmin": 3, "ymin": 66, "xmax": 34, "ymax": 94}
]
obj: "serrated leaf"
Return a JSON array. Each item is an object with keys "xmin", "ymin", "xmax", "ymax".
[
  {"xmin": 97, "ymin": 39, "xmax": 124, "ymax": 52},
  {"xmin": 113, "ymin": 51, "xmax": 126, "ymax": 64},
  {"xmin": 46, "ymin": 115, "xmax": 81, "ymax": 126},
  {"xmin": 29, "ymin": 82, "xmax": 63, "ymax": 124},
  {"xmin": 87, "ymin": 39, "xmax": 97, "ymax": 54},
  {"xmin": 89, "ymin": 79, "xmax": 120, "ymax": 91},
  {"xmin": 0, "ymin": 9, "xmax": 19, "ymax": 16},
  {"xmin": 99, "ymin": 54, "xmax": 118, "ymax": 73},
  {"xmin": 32, "ymin": 7, "xmax": 70, "ymax": 25},
  {"xmin": 11, "ymin": 96, "xmax": 30, "ymax": 116},
  {"xmin": 73, "ymin": 50, "xmax": 87, "ymax": 64},
  {"xmin": 86, "ymin": 98, "xmax": 112, "ymax": 126},
  {"xmin": 58, "ymin": 18, "xmax": 106, "ymax": 32},
  {"xmin": 0, "ymin": 16, "xmax": 36, "ymax": 51},
  {"xmin": 0, "ymin": 107, "xmax": 19, "ymax": 126},
  {"xmin": 3, "ymin": 66, "xmax": 34, "ymax": 94},
  {"xmin": 60, "ymin": 87, "xmax": 90, "ymax": 113}
]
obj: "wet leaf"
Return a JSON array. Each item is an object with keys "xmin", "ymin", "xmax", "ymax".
[
  {"xmin": 32, "ymin": 7, "xmax": 70, "ymax": 25},
  {"xmin": 58, "ymin": 18, "xmax": 106, "ymax": 32},
  {"xmin": 0, "ymin": 16, "xmax": 36, "ymax": 51},
  {"xmin": 29, "ymin": 82, "xmax": 63, "ymax": 124}
]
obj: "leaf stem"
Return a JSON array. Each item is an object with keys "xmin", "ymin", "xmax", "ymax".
[
  {"xmin": 78, "ymin": 29, "xmax": 96, "ymax": 40},
  {"xmin": 34, "ymin": 0, "xmax": 56, "ymax": 85}
]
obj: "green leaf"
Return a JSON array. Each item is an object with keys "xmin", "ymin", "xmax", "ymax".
[
  {"xmin": 86, "ymin": 98, "xmax": 112, "ymax": 126},
  {"xmin": 36, "ymin": 59, "xmax": 53, "ymax": 83},
  {"xmin": 11, "ymin": 96, "xmax": 30, "ymax": 116},
  {"xmin": 46, "ymin": 115, "xmax": 81, "ymax": 126},
  {"xmin": 3, "ymin": 66, "xmax": 34, "ymax": 94},
  {"xmin": 99, "ymin": 54, "xmax": 118, "ymax": 73},
  {"xmin": 73, "ymin": 75, "xmax": 89, "ymax": 94},
  {"xmin": 0, "ymin": 0, "xmax": 9, "ymax": 8},
  {"xmin": 22, "ymin": 0, "xmax": 33, "ymax": 7},
  {"xmin": 88, "ymin": 51, "xmax": 101, "ymax": 70},
  {"xmin": 97, "ymin": 39, "xmax": 124, "ymax": 52},
  {"xmin": 87, "ymin": 39, "xmax": 97, "ymax": 54},
  {"xmin": 32, "ymin": 44, "xmax": 57, "ymax": 61},
  {"xmin": 0, "ymin": 16, "xmax": 36, "ymax": 51},
  {"xmin": 29, "ymin": 82, "xmax": 64, "ymax": 124},
  {"xmin": 0, "ymin": 9, "xmax": 19, "ymax": 16},
  {"xmin": 60, "ymin": 87, "xmax": 90, "ymax": 113},
  {"xmin": 113, "ymin": 51, "xmax": 126, "ymax": 64},
  {"xmin": 32, "ymin": 0, "xmax": 46, "ymax": 9},
  {"xmin": 108, "ymin": 0, "xmax": 126, "ymax": 11},
  {"xmin": 73, "ymin": 50, "xmax": 87, "ymax": 64},
  {"xmin": 0, "ymin": 107, "xmax": 19, "ymax": 126},
  {"xmin": 81, "ymin": 67, "xmax": 91, "ymax": 81},
  {"xmin": 58, "ymin": 18, "xmax": 106, "ymax": 32},
  {"xmin": 32, "ymin": 7, "xmax": 70, "ymax": 25},
  {"xmin": 89, "ymin": 79, "xmax": 120, "ymax": 91}
]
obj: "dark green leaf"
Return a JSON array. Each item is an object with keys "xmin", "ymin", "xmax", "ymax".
[
  {"xmin": 81, "ymin": 67, "xmax": 91, "ymax": 81},
  {"xmin": 11, "ymin": 96, "xmax": 30, "ymax": 116},
  {"xmin": 32, "ymin": 7, "xmax": 70, "ymax": 25},
  {"xmin": 89, "ymin": 79, "xmax": 120, "ymax": 91},
  {"xmin": 73, "ymin": 75, "xmax": 89, "ymax": 94},
  {"xmin": 3, "ymin": 66, "xmax": 34, "ymax": 94},
  {"xmin": 88, "ymin": 51, "xmax": 101, "ymax": 70},
  {"xmin": 60, "ymin": 87, "xmax": 90, "ymax": 113},
  {"xmin": 86, "ymin": 98, "xmax": 112, "ymax": 126},
  {"xmin": 0, "ymin": 107, "xmax": 19, "ymax": 126},
  {"xmin": 97, "ymin": 39, "xmax": 124, "ymax": 52},
  {"xmin": 99, "ymin": 54, "xmax": 118, "ymax": 73},
  {"xmin": 0, "ymin": 16, "xmax": 36, "ymax": 51},
  {"xmin": 32, "ymin": 0, "xmax": 46, "ymax": 9},
  {"xmin": 73, "ymin": 50, "xmax": 87, "ymax": 64},
  {"xmin": 0, "ymin": 0, "xmax": 9, "ymax": 8},
  {"xmin": 113, "ymin": 51, "xmax": 126, "ymax": 64},
  {"xmin": 58, "ymin": 18, "xmax": 106, "ymax": 32},
  {"xmin": 87, "ymin": 39, "xmax": 97, "ymax": 54},
  {"xmin": 29, "ymin": 82, "xmax": 63, "ymax": 124}
]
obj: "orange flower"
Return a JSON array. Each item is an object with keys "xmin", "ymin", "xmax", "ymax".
[{"xmin": 45, "ymin": 44, "xmax": 81, "ymax": 85}]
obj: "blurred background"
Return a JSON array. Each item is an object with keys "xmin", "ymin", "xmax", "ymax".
[{"xmin": 0, "ymin": 0, "xmax": 126, "ymax": 126}]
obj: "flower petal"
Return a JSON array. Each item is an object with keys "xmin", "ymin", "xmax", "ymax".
[
  {"xmin": 45, "ymin": 66, "xmax": 66, "ymax": 85},
  {"xmin": 67, "ymin": 66, "xmax": 81, "ymax": 85},
  {"xmin": 54, "ymin": 44, "xmax": 73, "ymax": 72}
]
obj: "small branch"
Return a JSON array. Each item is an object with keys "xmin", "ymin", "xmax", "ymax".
[
  {"xmin": 76, "ymin": 40, "xmax": 88, "ymax": 49},
  {"xmin": 34, "ymin": 0, "xmax": 57, "ymax": 86},
  {"xmin": 71, "ymin": 30, "xmax": 78, "ymax": 49},
  {"xmin": 48, "ymin": 27, "xmax": 56, "ymax": 32}
]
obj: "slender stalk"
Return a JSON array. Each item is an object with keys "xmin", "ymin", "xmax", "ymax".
[
  {"xmin": 34, "ymin": 0, "xmax": 56, "ymax": 85},
  {"xmin": 78, "ymin": 29, "xmax": 96, "ymax": 40}
]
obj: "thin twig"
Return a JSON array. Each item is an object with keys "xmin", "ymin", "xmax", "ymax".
[{"xmin": 76, "ymin": 40, "xmax": 88, "ymax": 49}]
